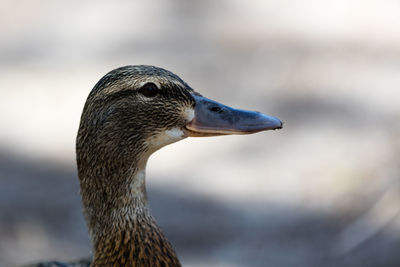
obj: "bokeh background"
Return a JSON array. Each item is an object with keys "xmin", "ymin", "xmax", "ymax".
[{"xmin": 1, "ymin": 0, "xmax": 400, "ymax": 266}]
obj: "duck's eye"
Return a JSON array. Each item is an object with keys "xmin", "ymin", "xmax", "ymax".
[{"xmin": 138, "ymin": 83, "xmax": 159, "ymax": 98}]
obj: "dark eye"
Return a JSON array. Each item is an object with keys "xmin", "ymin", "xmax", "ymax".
[{"xmin": 138, "ymin": 82, "xmax": 159, "ymax": 98}]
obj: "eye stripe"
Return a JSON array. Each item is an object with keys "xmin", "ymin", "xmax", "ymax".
[
  {"xmin": 103, "ymin": 82, "xmax": 194, "ymax": 107},
  {"xmin": 104, "ymin": 89, "xmax": 135, "ymax": 102}
]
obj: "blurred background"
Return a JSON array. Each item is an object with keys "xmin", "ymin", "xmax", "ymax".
[{"xmin": 1, "ymin": 0, "xmax": 400, "ymax": 266}]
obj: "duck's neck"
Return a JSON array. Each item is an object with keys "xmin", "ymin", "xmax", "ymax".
[{"xmin": 79, "ymin": 158, "xmax": 181, "ymax": 266}]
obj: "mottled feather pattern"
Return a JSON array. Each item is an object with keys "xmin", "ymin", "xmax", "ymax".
[
  {"xmin": 93, "ymin": 216, "xmax": 180, "ymax": 266},
  {"xmin": 29, "ymin": 66, "xmax": 197, "ymax": 266},
  {"xmin": 77, "ymin": 66, "xmax": 191, "ymax": 266}
]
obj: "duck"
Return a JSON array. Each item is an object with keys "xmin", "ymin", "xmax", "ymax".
[{"xmin": 28, "ymin": 65, "xmax": 282, "ymax": 267}]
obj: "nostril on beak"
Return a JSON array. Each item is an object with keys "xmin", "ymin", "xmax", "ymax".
[{"xmin": 210, "ymin": 106, "xmax": 223, "ymax": 113}]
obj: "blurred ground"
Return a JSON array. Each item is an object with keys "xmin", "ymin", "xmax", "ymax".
[{"xmin": 1, "ymin": 0, "xmax": 400, "ymax": 266}]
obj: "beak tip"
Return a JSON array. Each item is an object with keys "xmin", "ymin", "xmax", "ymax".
[{"xmin": 261, "ymin": 115, "xmax": 283, "ymax": 131}]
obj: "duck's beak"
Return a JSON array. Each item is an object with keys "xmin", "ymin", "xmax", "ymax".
[{"xmin": 185, "ymin": 95, "xmax": 283, "ymax": 137}]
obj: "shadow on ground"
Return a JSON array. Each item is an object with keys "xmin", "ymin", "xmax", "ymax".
[{"xmin": 0, "ymin": 151, "xmax": 399, "ymax": 267}]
